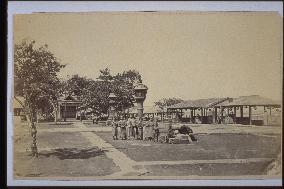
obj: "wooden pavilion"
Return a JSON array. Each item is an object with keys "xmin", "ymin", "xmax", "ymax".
[
  {"xmin": 56, "ymin": 95, "xmax": 81, "ymax": 121},
  {"xmin": 167, "ymin": 97, "xmax": 232, "ymax": 123},
  {"xmin": 216, "ymin": 95, "xmax": 281, "ymax": 125}
]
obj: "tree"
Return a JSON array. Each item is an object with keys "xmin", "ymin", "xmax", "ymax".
[
  {"xmin": 14, "ymin": 40, "xmax": 65, "ymax": 157},
  {"xmin": 107, "ymin": 69, "xmax": 142, "ymax": 112},
  {"xmin": 154, "ymin": 98, "xmax": 184, "ymax": 111},
  {"xmin": 64, "ymin": 68, "xmax": 143, "ymax": 115}
]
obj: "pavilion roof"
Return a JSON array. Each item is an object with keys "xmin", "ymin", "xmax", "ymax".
[
  {"xmin": 58, "ymin": 94, "xmax": 80, "ymax": 102},
  {"xmin": 218, "ymin": 95, "xmax": 281, "ymax": 107},
  {"xmin": 167, "ymin": 97, "xmax": 230, "ymax": 109}
]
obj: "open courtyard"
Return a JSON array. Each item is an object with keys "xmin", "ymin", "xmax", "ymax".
[{"xmin": 13, "ymin": 118, "xmax": 281, "ymax": 180}]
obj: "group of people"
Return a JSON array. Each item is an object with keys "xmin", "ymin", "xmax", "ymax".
[{"xmin": 110, "ymin": 115, "xmax": 160, "ymax": 142}]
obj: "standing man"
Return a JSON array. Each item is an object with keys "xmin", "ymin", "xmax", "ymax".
[
  {"xmin": 137, "ymin": 117, "xmax": 143, "ymax": 140},
  {"xmin": 120, "ymin": 117, "xmax": 127, "ymax": 140},
  {"xmin": 126, "ymin": 115, "xmax": 134, "ymax": 140},
  {"xmin": 153, "ymin": 118, "xmax": 160, "ymax": 142},
  {"xmin": 133, "ymin": 116, "xmax": 138, "ymax": 140},
  {"xmin": 117, "ymin": 117, "xmax": 122, "ymax": 140},
  {"xmin": 111, "ymin": 117, "xmax": 118, "ymax": 140}
]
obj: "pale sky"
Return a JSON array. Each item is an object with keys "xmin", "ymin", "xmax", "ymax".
[{"xmin": 14, "ymin": 12, "xmax": 282, "ymax": 106}]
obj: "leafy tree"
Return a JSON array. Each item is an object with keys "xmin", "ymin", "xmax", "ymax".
[
  {"xmin": 65, "ymin": 68, "xmax": 143, "ymax": 116},
  {"xmin": 112, "ymin": 70, "xmax": 142, "ymax": 111},
  {"xmin": 154, "ymin": 98, "xmax": 184, "ymax": 111},
  {"xmin": 14, "ymin": 40, "xmax": 65, "ymax": 157}
]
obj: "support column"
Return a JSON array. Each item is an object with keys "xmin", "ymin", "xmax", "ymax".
[
  {"xmin": 221, "ymin": 107, "xmax": 224, "ymax": 123},
  {"xmin": 214, "ymin": 107, "xmax": 217, "ymax": 123},
  {"xmin": 201, "ymin": 108, "xmax": 204, "ymax": 123},
  {"xmin": 249, "ymin": 106, "xmax": 252, "ymax": 125},
  {"xmin": 233, "ymin": 106, "xmax": 237, "ymax": 124},
  {"xmin": 240, "ymin": 106, "xmax": 243, "ymax": 118},
  {"xmin": 136, "ymin": 102, "xmax": 144, "ymax": 119},
  {"xmin": 193, "ymin": 108, "xmax": 196, "ymax": 123},
  {"xmin": 58, "ymin": 104, "xmax": 61, "ymax": 120},
  {"xmin": 190, "ymin": 108, "xmax": 193, "ymax": 123},
  {"xmin": 227, "ymin": 107, "xmax": 229, "ymax": 116}
]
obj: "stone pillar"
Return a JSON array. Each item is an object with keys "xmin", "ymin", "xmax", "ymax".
[
  {"xmin": 134, "ymin": 82, "xmax": 148, "ymax": 120},
  {"xmin": 109, "ymin": 104, "xmax": 116, "ymax": 119},
  {"xmin": 136, "ymin": 101, "xmax": 144, "ymax": 119}
]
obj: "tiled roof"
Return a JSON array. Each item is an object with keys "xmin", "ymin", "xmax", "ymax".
[
  {"xmin": 219, "ymin": 95, "xmax": 281, "ymax": 107},
  {"xmin": 167, "ymin": 97, "xmax": 230, "ymax": 109},
  {"xmin": 58, "ymin": 94, "xmax": 80, "ymax": 101}
]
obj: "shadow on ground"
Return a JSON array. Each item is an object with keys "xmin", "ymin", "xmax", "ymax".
[
  {"xmin": 39, "ymin": 147, "xmax": 106, "ymax": 160},
  {"xmin": 48, "ymin": 123, "xmax": 74, "ymax": 126}
]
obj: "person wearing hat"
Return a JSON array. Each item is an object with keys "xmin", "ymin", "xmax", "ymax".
[
  {"xmin": 120, "ymin": 116, "xmax": 127, "ymax": 140},
  {"xmin": 117, "ymin": 117, "xmax": 122, "ymax": 139},
  {"xmin": 133, "ymin": 116, "xmax": 139, "ymax": 140},
  {"xmin": 137, "ymin": 117, "xmax": 144, "ymax": 140},
  {"xmin": 127, "ymin": 115, "xmax": 134, "ymax": 140},
  {"xmin": 111, "ymin": 117, "xmax": 118, "ymax": 140},
  {"xmin": 153, "ymin": 118, "xmax": 160, "ymax": 142}
]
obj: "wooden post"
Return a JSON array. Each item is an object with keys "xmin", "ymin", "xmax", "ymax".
[
  {"xmin": 240, "ymin": 106, "xmax": 243, "ymax": 118},
  {"xmin": 201, "ymin": 108, "xmax": 203, "ymax": 123},
  {"xmin": 233, "ymin": 106, "xmax": 237, "ymax": 124},
  {"xmin": 214, "ymin": 107, "xmax": 217, "ymax": 123},
  {"xmin": 64, "ymin": 103, "xmax": 67, "ymax": 122},
  {"xmin": 193, "ymin": 108, "xmax": 195, "ymax": 123},
  {"xmin": 227, "ymin": 107, "xmax": 229, "ymax": 116},
  {"xmin": 221, "ymin": 107, "xmax": 224, "ymax": 123},
  {"xmin": 249, "ymin": 106, "xmax": 252, "ymax": 125}
]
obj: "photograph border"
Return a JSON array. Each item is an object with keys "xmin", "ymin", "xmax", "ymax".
[{"xmin": 7, "ymin": 1, "xmax": 283, "ymax": 187}]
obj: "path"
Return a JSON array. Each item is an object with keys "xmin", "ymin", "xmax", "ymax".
[
  {"xmin": 35, "ymin": 121, "xmax": 280, "ymax": 178},
  {"xmin": 74, "ymin": 122, "xmax": 149, "ymax": 177}
]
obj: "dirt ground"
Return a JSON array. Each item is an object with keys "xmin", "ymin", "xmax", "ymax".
[
  {"xmin": 13, "ymin": 119, "xmax": 281, "ymax": 178},
  {"xmin": 13, "ymin": 121, "xmax": 120, "ymax": 178},
  {"xmin": 95, "ymin": 132, "xmax": 281, "ymax": 162}
]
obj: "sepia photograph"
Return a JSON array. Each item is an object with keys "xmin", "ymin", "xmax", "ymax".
[{"xmin": 8, "ymin": 1, "xmax": 282, "ymax": 186}]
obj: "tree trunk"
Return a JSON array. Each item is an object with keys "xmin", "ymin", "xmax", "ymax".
[
  {"xmin": 26, "ymin": 112, "xmax": 39, "ymax": 157},
  {"xmin": 54, "ymin": 111, "xmax": 58, "ymax": 125},
  {"xmin": 53, "ymin": 104, "xmax": 58, "ymax": 125},
  {"xmin": 14, "ymin": 96, "xmax": 39, "ymax": 157}
]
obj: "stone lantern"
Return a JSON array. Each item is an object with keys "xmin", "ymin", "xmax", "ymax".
[
  {"xmin": 108, "ymin": 92, "xmax": 117, "ymax": 120},
  {"xmin": 134, "ymin": 81, "xmax": 148, "ymax": 119}
]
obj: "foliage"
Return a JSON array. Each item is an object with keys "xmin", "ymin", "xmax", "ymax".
[
  {"xmin": 14, "ymin": 39, "xmax": 65, "ymax": 156},
  {"xmin": 64, "ymin": 68, "xmax": 142, "ymax": 115},
  {"xmin": 154, "ymin": 98, "xmax": 184, "ymax": 111}
]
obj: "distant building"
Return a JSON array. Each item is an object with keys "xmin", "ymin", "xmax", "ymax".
[
  {"xmin": 167, "ymin": 97, "xmax": 232, "ymax": 123},
  {"xmin": 217, "ymin": 95, "xmax": 281, "ymax": 126},
  {"xmin": 13, "ymin": 96, "xmax": 25, "ymax": 116},
  {"xmin": 167, "ymin": 95, "xmax": 281, "ymax": 126},
  {"xmin": 56, "ymin": 95, "xmax": 81, "ymax": 120}
]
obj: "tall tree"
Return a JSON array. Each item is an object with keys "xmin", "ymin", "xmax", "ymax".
[
  {"xmin": 112, "ymin": 70, "xmax": 142, "ymax": 111},
  {"xmin": 14, "ymin": 40, "xmax": 65, "ymax": 157},
  {"xmin": 63, "ymin": 68, "xmax": 143, "ymax": 116}
]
